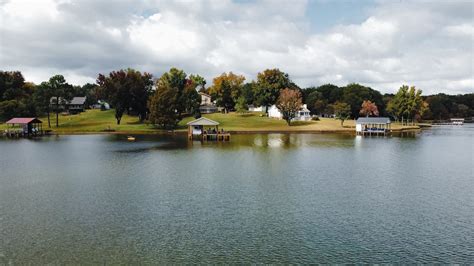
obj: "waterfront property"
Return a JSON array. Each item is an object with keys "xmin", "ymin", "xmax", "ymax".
[
  {"xmin": 187, "ymin": 117, "xmax": 230, "ymax": 141},
  {"xmin": 356, "ymin": 117, "xmax": 391, "ymax": 136},
  {"xmin": 4, "ymin": 117, "xmax": 43, "ymax": 137},
  {"xmin": 199, "ymin": 92, "xmax": 218, "ymax": 114},
  {"xmin": 268, "ymin": 104, "xmax": 312, "ymax": 121},
  {"xmin": 50, "ymin": 96, "xmax": 87, "ymax": 114}
]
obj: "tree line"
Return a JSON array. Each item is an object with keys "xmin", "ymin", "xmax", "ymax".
[{"xmin": 1, "ymin": 69, "xmax": 473, "ymax": 128}]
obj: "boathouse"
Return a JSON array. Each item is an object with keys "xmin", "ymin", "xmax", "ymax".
[
  {"xmin": 5, "ymin": 117, "xmax": 43, "ymax": 137},
  {"xmin": 356, "ymin": 117, "xmax": 391, "ymax": 136},
  {"xmin": 187, "ymin": 117, "xmax": 230, "ymax": 141}
]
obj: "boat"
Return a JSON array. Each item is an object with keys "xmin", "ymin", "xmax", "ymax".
[{"xmin": 127, "ymin": 136, "xmax": 136, "ymax": 141}]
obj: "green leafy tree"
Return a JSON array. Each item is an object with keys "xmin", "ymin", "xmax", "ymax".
[
  {"xmin": 128, "ymin": 70, "xmax": 153, "ymax": 121},
  {"xmin": 216, "ymin": 80, "xmax": 234, "ymax": 113},
  {"xmin": 235, "ymin": 96, "xmax": 249, "ymax": 114},
  {"xmin": 148, "ymin": 68, "xmax": 201, "ymax": 128},
  {"xmin": 342, "ymin": 83, "xmax": 384, "ymax": 118},
  {"xmin": 254, "ymin": 68, "xmax": 291, "ymax": 113},
  {"xmin": 97, "ymin": 69, "xmax": 152, "ymax": 124},
  {"xmin": 276, "ymin": 88, "xmax": 302, "ymax": 125},
  {"xmin": 148, "ymin": 84, "xmax": 180, "ymax": 129},
  {"xmin": 0, "ymin": 71, "xmax": 37, "ymax": 121},
  {"xmin": 0, "ymin": 71, "xmax": 25, "ymax": 101},
  {"xmin": 332, "ymin": 102, "xmax": 351, "ymax": 126},
  {"xmin": 183, "ymin": 79, "xmax": 201, "ymax": 118},
  {"xmin": 387, "ymin": 85, "xmax": 425, "ymax": 121},
  {"xmin": 241, "ymin": 82, "xmax": 256, "ymax": 105},
  {"xmin": 189, "ymin": 74, "xmax": 206, "ymax": 92}
]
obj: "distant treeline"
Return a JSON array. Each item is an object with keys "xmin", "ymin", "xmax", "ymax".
[{"xmin": 1, "ymin": 69, "xmax": 472, "ymax": 128}]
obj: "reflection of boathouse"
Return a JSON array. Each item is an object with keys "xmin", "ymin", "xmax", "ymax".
[
  {"xmin": 187, "ymin": 117, "xmax": 230, "ymax": 141},
  {"xmin": 356, "ymin": 117, "xmax": 391, "ymax": 136}
]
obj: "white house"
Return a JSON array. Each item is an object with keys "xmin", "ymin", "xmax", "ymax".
[
  {"xmin": 268, "ymin": 104, "xmax": 312, "ymax": 121},
  {"xmin": 199, "ymin": 92, "xmax": 217, "ymax": 114},
  {"xmin": 199, "ymin": 92, "xmax": 212, "ymax": 105}
]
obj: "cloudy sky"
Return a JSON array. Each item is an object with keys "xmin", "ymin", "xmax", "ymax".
[{"xmin": 0, "ymin": 0, "xmax": 472, "ymax": 94}]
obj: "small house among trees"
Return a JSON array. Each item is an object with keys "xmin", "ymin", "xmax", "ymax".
[
  {"xmin": 50, "ymin": 96, "xmax": 87, "ymax": 114},
  {"xmin": 199, "ymin": 92, "xmax": 217, "ymax": 114}
]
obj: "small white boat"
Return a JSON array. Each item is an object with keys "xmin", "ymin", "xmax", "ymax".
[{"xmin": 127, "ymin": 136, "xmax": 136, "ymax": 141}]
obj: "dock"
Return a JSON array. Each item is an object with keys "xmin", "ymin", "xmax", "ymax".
[
  {"xmin": 3, "ymin": 117, "xmax": 44, "ymax": 138},
  {"xmin": 187, "ymin": 117, "xmax": 231, "ymax": 141}
]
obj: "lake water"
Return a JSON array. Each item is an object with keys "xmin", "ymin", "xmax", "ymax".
[{"xmin": 0, "ymin": 126, "xmax": 473, "ymax": 264}]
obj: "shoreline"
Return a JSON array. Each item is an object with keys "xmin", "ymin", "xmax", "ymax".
[{"xmin": 38, "ymin": 126, "xmax": 421, "ymax": 136}]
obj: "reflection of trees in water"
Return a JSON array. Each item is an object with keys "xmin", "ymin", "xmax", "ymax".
[{"xmin": 107, "ymin": 132, "xmax": 425, "ymax": 152}]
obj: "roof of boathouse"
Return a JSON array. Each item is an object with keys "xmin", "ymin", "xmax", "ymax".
[
  {"xmin": 186, "ymin": 117, "xmax": 220, "ymax": 126},
  {"xmin": 356, "ymin": 117, "xmax": 391, "ymax": 124},
  {"xmin": 6, "ymin": 118, "xmax": 42, "ymax": 124}
]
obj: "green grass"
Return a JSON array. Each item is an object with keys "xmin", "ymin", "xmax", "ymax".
[
  {"xmin": 0, "ymin": 109, "xmax": 419, "ymax": 134},
  {"xmin": 179, "ymin": 112, "xmax": 357, "ymax": 132}
]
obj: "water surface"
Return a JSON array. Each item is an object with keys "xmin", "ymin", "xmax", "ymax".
[{"xmin": 0, "ymin": 126, "xmax": 473, "ymax": 263}]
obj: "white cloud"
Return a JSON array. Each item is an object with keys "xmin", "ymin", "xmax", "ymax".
[{"xmin": 0, "ymin": 0, "xmax": 472, "ymax": 95}]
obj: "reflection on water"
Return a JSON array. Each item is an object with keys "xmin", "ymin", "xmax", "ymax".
[{"xmin": 0, "ymin": 127, "xmax": 473, "ymax": 264}]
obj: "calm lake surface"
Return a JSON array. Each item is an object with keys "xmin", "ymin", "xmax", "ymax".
[{"xmin": 0, "ymin": 126, "xmax": 473, "ymax": 264}]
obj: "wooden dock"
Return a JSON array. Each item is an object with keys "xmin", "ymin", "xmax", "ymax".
[{"xmin": 186, "ymin": 117, "xmax": 231, "ymax": 142}]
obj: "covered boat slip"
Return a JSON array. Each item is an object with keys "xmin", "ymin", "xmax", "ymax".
[
  {"xmin": 356, "ymin": 117, "xmax": 391, "ymax": 136},
  {"xmin": 187, "ymin": 117, "xmax": 230, "ymax": 141},
  {"xmin": 4, "ymin": 118, "xmax": 44, "ymax": 138}
]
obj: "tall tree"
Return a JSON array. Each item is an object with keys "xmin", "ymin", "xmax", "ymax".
[
  {"xmin": 276, "ymin": 88, "xmax": 302, "ymax": 125},
  {"xmin": 387, "ymin": 85, "xmax": 426, "ymax": 121},
  {"xmin": 235, "ymin": 96, "xmax": 249, "ymax": 114},
  {"xmin": 342, "ymin": 83, "xmax": 384, "ymax": 118},
  {"xmin": 97, "ymin": 69, "xmax": 152, "ymax": 124},
  {"xmin": 48, "ymin": 75, "xmax": 74, "ymax": 127},
  {"xmin": 0, "ymin": 71, "xmax": 25, "ymax": 101},
  {"xmin": 189, "ymin": 74, "xmax": 206, "ymax": 92},
  {"xmin": 208, "ymin": 72, "xmax": 245, "ymax": 112},
  {"xmin": 254, "ymin": 68, "xmax": 291, "ymax": 113},
  {"xmin": 182, "ymin": 79, "xmax": 201, "ymax": 118},
  {"xmin": 359, "ymin": 100, "xmax": 379, "ymax": 117},
  {"xmin": 34, "ymin": 82, "xmax": 54, "ymax": 127},
  {"xmin": 148, "ymin": 68, "xmax": 201, "ymax": 128},
  {"xmin": 148, "ymin": 83, "xmax": 180, "ymax": 129},
  {"xmin": 332, "ymin": 102, "xmax": 351, "ymax": 126},
  {"xmin": 128, "ymin": 70, "xmax": 153, "ymax": 121}
]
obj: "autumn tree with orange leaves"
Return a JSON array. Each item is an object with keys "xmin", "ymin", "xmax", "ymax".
[{"xmin": 359, "ymin": 100, "xmax": 379, "ymax": 117}]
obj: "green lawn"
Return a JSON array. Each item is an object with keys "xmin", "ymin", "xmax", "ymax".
[
  {"xmin": 0, "ymin": 109, "xmax": 419, "ymax": 134},
  {"xmin": 179, "ymin": 112, "xmax": 357, "ymax": 132}
]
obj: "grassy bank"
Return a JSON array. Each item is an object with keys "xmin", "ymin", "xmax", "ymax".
[{"xmin": 0, "ymin": 109, "xmax": 419, "ymax": 134}]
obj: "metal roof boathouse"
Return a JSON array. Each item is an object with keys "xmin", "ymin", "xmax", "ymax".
[
  {"xmin": 356, "ymin": 117, "xmax": 391, "ymax": 136},
  {"xmin": 4, "ymin": 118, "xmax": 44, "ymax": 138}
]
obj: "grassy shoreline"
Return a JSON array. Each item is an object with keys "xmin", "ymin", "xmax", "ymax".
[{"xmin": 0, "ymin": 109, "xmax": 422, "ymax": 135}]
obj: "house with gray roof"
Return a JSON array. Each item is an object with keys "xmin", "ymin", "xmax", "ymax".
[{"xmin": 50, "ymin": 96, "xmax": 87, "ymax": 114}]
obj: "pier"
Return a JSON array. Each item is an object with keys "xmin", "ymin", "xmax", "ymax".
[
  {"xmin": 3, "ymin": 118, "xmax": 44, "ymax": 138},
  {"xmin": 356, "ymin": 117, "xmax": 392, "ymax": 136},
  {"xmin": 187, "ymin": 117, "xmax": 230, "ymax": 141}
]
